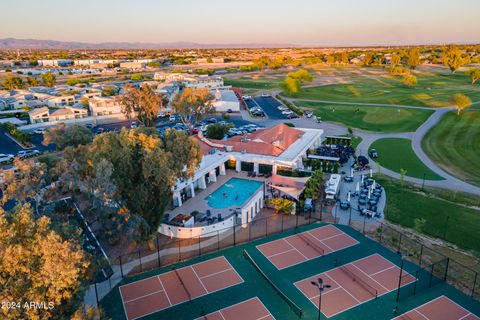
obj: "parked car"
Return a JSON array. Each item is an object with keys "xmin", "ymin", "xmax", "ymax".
[
  {"xmin": 286, "ymin": 113, "xmax": 298, "ymax": 119},
  {"xmin": 17, "ymin": 149, "xmax": 40, "ymax": 159},
  {"xmin": 206, "ymin": 117, "xmax": 218, "ymax": 123},
  {"xmin": 304, "ymin": 111, "xmax": 313, "ymax": 118},
  {"xmin": 130, "ymin": 121, "xmax": 138, "ymax": 128},
  {"xmin": 227, "ymin": 108, "xmax": 233, "ymax": 113},
  {"xmin": 85, "ymin": 123, "xmax": 95, "ymax": 129},
  {"xmin": 95, "ymin": 127, "xmax": 105, "ymax": 134},
  {"xmin": 261, "ymin": 93, "xmax": 270, "ymax": 97},
  {"xmin": 369, "ymin": 149, "xmax": 378, "ymax": 158},
  {"xmin": 278, "ymin": 106, "xmax": 288, "ymax": 111},
  {"xmin": 252, "ymin": 110, "xmax": 265, "ymax": 117},
  {"xmin": 344, "ymin": 176, "xmax": 354, "ymax": 183},
  {"xmin": 282, "ymin": 110, "xmax": 294, "ymax": 115},
  {"xmin": 242, "ymin": 95, "xmax": 251, "ymax": 100},
  {"xmin": 0, "ymin": 154, "xmax": 15, "ymax": 164},
  {"xmin": 169, "ymin": 115, "xmax": 176, "ymax": 122},
  {"xmin": 340, "ymin": 201, "xmax": 350, "ymax": 210},
  {"xmin": 33, "ymin": 128, "xmax": 46, "ymax": 134}
]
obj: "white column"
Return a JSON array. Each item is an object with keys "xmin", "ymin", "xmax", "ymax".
[
  {"xmin": 189, "ymin": 183, "xmax": 195, "ymax": 198},
  {"xmin": 219, "ymin": 163, "xmax": 226, "ymax": 175},
  {"xmin": 198, "ymin": 175, "xmax": 207, "ymax": 190},
  {"xmin": 253, "ymin": 162, "xmax": 259, "ymax": 174},
  {"xmin": 272, "ymin": 164, "xmax": 277, "ymax": 174},
  {"xmin": 173, "ymin": 191, "xmax": 182, "ymax": 207},
  {"xmin": 209, "ymin": 170, "xmax": 217, "ymax": 183},
  {"xmin": 235, "ymin": 160, "xmax": 241, "ymax": 172},
  {"xmin": 296, "ymin": 157, "xmax": 303, "ymax": 169}
]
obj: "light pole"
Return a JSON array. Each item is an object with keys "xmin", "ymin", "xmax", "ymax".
[{"xmin": 311, "ymin": 278, "xmax": 331, "ymax": 320}]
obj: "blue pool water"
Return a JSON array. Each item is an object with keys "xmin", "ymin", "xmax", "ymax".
[{"xmin": 205, "ymin": 178, "xmax": 263, "ymax": 209}]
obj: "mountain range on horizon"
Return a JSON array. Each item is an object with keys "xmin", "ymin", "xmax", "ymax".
[{"xmin": 0, "ymin": 38, "xmax": 301, "ymax": 50}]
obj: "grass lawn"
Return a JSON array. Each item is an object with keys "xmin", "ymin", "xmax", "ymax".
[
  {"xmin": 286, "ymin": 70, "xmax": 480, "ymax": 108},
  {"xmin": 422, "ymin": 110, "xmax": 480, "ymax": 186},
  {"xmin": 224, "ymin": 78, "xmax": 280, "ymax": 89},
  {"xmin": 369, "ymin": 138, "xmax": 444, "ymax": 180},
  {"xmin": 377, "ymin": 175, "xmax": 480, "ymax": 254},
  {"xmin": 297, "ymin": 101, "xmax": 433, "ymax": 132}
]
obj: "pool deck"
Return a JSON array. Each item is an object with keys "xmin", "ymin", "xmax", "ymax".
[{"xmin": 166, "ymin": 171, "xmax": 268, "ymax": 224}]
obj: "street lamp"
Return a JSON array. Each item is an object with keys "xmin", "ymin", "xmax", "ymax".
[{"xmin": 311, "ymin": 278, "xmax": 331, "ymax": 320}]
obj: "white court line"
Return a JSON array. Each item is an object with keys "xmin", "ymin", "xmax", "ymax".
[
  {"xmin": 294, "ymin": 253, "xmax": 417, "ymax": 319},
  {"xmin": 266, "ymin": 248, "xmax": 297, "ymax": 258},
  {"xmin": 196, "ymin": 297, "xmax": 275, "ymax": 320},
  {"xmin": 199, "ymin": 267, "xmax": 233, "ymax": 279},
  {"xmin": 323, "ymin": 272, "xmax": 361, "ymax": 303},
  {"xmin": 350, "ymin": 263, "xmax": 389, "ymax": 292},
  {"xmin": 284, "ymin": 237, "xmax": 310, "ymax": 260},
  {"xmin": 369, "ymin": 265, "xmax": 396, "ymax": 277},
  {"xmin": 414, "ymin": 309, "xmax": 433, "ymax": 320},
  {"xmin": 191, "ymin": 265, "xmax": 209, "ymax": 294},
  {"xmin": 310, "ymin": 286, "xmax": 342, "ymax": 300},
  {"xmin": 118, "ymin": 287, "xmax": 130, "ymax": 320},
  {"xmin": 157, "ymin": 276, "xmax": 172, "ymax": 306},
  {"xmin": 123, "ymin": 289, "xmax": 166, "ymax": 304}
]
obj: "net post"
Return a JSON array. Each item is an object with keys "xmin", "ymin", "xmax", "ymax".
[
  {"xmin": 472, "ymin": 272, "xmax": 478, "ymax": 297},
  {"xmin": 443, "ymin": 258, "xmax": 450, "ymax": 281},
  {"xmin": 138, "ymin": 251, "xmax": 142, "ymax": 273},
  {"xmin": 94, "ymin": 282, "xmax": 99, "ymax": 308},
  {"xmin": 156, "ymin": 233, "xmax": 161, "ymax": 268},
  {"xmin": 119, "ymin": 255, "xmax": 124, "ymax": 278}
]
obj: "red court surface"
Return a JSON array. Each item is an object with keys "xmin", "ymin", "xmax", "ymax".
[
  {"xmin": 394, "ymin": 295, "xmax": 480, "ymax": 320},
  {"xmin": 295, "ymin": 253, "xmax": 417, "ymax": 318},
  {"xmin": 119, "ymin": 256, "xmax": 244, "ymax": 320},
  {"xmin": 256, "ymin": 224, "xmax": 359, "ymax": 269},
  {"xmin": 196, "ymin": 297, "xmax": 275, "ymax": 320}
]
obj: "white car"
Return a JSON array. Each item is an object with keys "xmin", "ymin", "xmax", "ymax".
[
  {"xmin": 17, "ymin": 149, "xmax": 40, "ymax": 159},
  {"xmin": 130, "ymin": 121, "xmax": 138, "ymax": 128},
  {"xmin": 277, "ymin": 106, "xmax": 288, "ymax": 111},
  {"xmin": 261, "ymin": 93, "xmax": 270, "ymax": 97},
  {"xmin": 242, "ymin": 95, "xmax": 251, "ymax": 100},
  {"xmin": 0, "ymin": 154, "xmax": 14, "ymax": 164},
  {"xmin": 169, "ymin": 115, "xmax": 176, "ymax": 122},
  {"xmin": 33, "ymin": 128, "xmax": 46, "ymax": 134},
  {"xmin": 282, "ymin": 110, "xmax": 294, "ymax": 115}
]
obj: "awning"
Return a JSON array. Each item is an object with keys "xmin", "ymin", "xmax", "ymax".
[
  {"xmin": 269, "ymin": 174, "xmax": 310, "ymax": 189},
  {"xmin": 271, "ymin": 185, "xmax": 304, "ymax": 200}
]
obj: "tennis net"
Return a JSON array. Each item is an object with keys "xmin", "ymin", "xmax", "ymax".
[
  {"xmin": 243, "ymin": 250, "xmax": 303, "ymax": 318},
  {"xmin": 296, "ymin": 232, "xmax": 325, "ymax": 256},
  {"xmin": 173, "ymin": 267, "xmax": 192, "ymax": 301},
  {"xmin": 337, "ymin": 264, "xmax": 378, "ymax": 298}
]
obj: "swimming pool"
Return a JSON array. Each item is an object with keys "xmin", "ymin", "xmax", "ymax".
[{"xmin": 205, "ymin": 178, "xmax": 263, "ymax": 209}]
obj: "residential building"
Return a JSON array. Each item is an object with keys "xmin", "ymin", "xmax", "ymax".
[
  {"xmin": 38, "ymin": 59, "xmax": 73, "ymax": 67},
  {"xmin": 88, "ymin": 96, "xmax": 123, "ymax": 116},
  {"xmin": 119, "ymin": 61, "xmax": 146, "ymax": 69},
  {"xmin": 47, "ymin": 95, "xmax": 76, "ymax": 108},
  {"xmin": 28, "ymin": 105, "xmax": 88, "ymax": 123},
  {"xmin": 211, "ymin": 89, "xmax": 240, "ymax": 112}
]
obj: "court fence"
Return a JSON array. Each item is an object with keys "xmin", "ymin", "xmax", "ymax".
[
  {"xmin": 349, "ymin": 218, "xmax": 480, "ymax": 302},
  {"xmin": 109, "ymin": 205, "xmax": 480, "ymax": 304}
]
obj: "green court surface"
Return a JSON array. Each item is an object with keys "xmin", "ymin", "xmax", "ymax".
[
  {"xmin": 297, "ymin": 102, "xmax": 433, "ymax": 133},
  {"xmin": 101, "ymin": 223, "xmax": 480, "ymax": 320},
  {"xmin": 369, "ymin": 138, "xmax": 444, "ymax": 180}
]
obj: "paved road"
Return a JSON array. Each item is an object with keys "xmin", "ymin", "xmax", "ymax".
[{"xmin": 253, "ymin": 96, "xmax": 288, "ymax": 119}]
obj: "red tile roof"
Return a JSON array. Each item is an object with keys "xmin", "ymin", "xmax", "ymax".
[{"xmin": 195, "ymin": 123, "xmax": 304, "ymax": 157}]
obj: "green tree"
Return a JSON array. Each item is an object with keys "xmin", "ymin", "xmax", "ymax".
[
  {"xmin": 206, "ymin": 123, "xmax": 233, "ymax": 139},
  {"xmin": 1, "ymin": 76, "xmax": 23, "ymax": 90},
  {"xmin": 121, "ymin": 84, "xmax": 165, "ymax": 127},
  {"xmin": 443, "ymin": 45, "xmax": 467, "ymax": 73},
  {"xmin": 66, "ymin": 78, "xmax": 80, "ymax": 86},
  {"xmin": 0, "ymin": 204, "xmax": 89, "ymax": 320},
  {"xmin": 399, "ymin": 168, "xmax": 407, "ymax": 184},
  {"xmin": 363, "ymin": 52, "xmax": 373, "ymax": 66},
  {"xmin": 466, "ymin": 68, "xmax": 480, "ymax": 85},
  {"xmin": 171, "ymin": 87, "xmax": 215, "ymax": 129},
  {"xmin": 413, "ymin": 217, "xmax": 426, "ymax": 233},
  {"xmin": 287, "ymin": 69, "xmax": 314, "ymax": 82},
  {"xmin": 452, "ymin": 93, "xmax": 472, "ymax": 115},
  {"xmin": 280, "ymin": 76, "xmax": 301, "ymax": 95},
  {"xmin": 43, "ymin": 124, "xmax": 93, "ymax": 150},
  {"xmin": 101, "ymin": 86, "xmax": 116, "ymax": 96},
  {"xmin": 391, "ymin": 54, "xmax": 401, "ymax": 67},
  {"xmin": 326, "ymin": 55, "xmax": 335, "ymax": 65},
  {"xmin": 407, "ymin": 48, "xmax": 421, "ymax": 69},
  {"xmin": 268, "ymin": 198, "xmax": 294, "ymax": 214},
  {"xmin": 87, "ymin": 128, "xmax": 202, "ymax": 237},
  {"xmin": 303, "ymin": 169, "xmax": 324, "ymax": 200},
  {"xmin": 26, "ymin": 76, "xmax": 39, "ymax": 87},
  {"xmin": 130, "ymin": 73, "xmax": 144, "ymax": 81},
  {"xmin": 41, "ymin": 72, "xmax": 56, "ymax": 87},
  {"xmin": 402, "ymin": 75, "xmax": 417, "ymax": 87}
]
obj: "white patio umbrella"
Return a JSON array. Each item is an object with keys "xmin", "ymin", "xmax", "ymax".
[
  {"xmin": 350, "ymin": 168, "xmax": 354, "ymax": 177},
  {"xmin": 368, "ymin": 186, "xmax": 371, "ymax": 199},
  {"xmin": 370, "ymin": 169, "xmax": 373, "ymax": 177},
  {"xmin": 372, "ymin": 180, "xmax": 376, "ymax": 189},
  {"xmin": 361, "ymin": 175, "xmax": 364, "ymax": 184},
  {"xmin": 355, "ymin": 182, "xmax": 360, "ymax": 193},
  {"xmin": 347, "ymin": 192, "xmax": 351, "ymax": 202}
]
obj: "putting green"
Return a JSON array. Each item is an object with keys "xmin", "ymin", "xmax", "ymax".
[
  {"xmin": 298, "ymin": 102, "xmax": 433, "ymax": 133},
  {"xmin": 369, "ymin": 138, "xmax": 444, "ymax": 180},
  {"xmin": 422, "ymin": 110, "xmax": 480, "ymax": 186}
]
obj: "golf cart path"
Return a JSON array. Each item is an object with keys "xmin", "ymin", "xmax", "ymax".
[{"xmin": 250, "ymin": 95, "xmax": 480, "ymax": 195}]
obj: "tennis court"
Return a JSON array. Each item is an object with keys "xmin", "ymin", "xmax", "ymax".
[
  {"xmin": 196, "ymin": 297, "xmax": 275, "ymax": 320},
  {"xmin": 119, "ymin": 256, "xmax": 243, "ymax": 320},
  {"xmin": 295, "ymin": 254, "xmax": 417, "ymax": 318},
  {"xmin": 256, "ymin": 224, "xmax": 359, "ymax": 269},
  {"xmin": 394, "ymin": 296, "xmax": 480, "ymax": 320}
]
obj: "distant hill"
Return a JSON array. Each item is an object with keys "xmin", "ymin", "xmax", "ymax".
[{"xmin": 0, "ymin": 38, "xmax": 300, "ymax": 49}]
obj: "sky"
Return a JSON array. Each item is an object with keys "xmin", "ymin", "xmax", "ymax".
[{"xmin": 1, "ymin": 0, "xmax": 479, "ymax": 46}]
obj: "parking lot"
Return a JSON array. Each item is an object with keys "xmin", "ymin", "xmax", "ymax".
[{"xmin": 252, "ymin": 96, "xmax": 297, "ymax": 120}]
